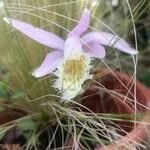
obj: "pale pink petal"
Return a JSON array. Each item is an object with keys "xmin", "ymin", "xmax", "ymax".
[
  {"xmin": 68, "ymin": 8, "xmax": 90, "ymax": 37},
  {"xmin": 84, "ymin": 42, "xmax": 106, "ymax": 59},
  {"xmin": 64, "ymin": 36, "xmax": 82, "ymax": 59},
  {"xmin": 81, "ymin": 31, "xmax": 138, "ymax": 54},
  {"xmin": 32, "ymin": 50, "xmax": 63, "ymax": 77},
  {"xmin": 4, "ymin": 18, "xmax": 64, "ymax": 50}
]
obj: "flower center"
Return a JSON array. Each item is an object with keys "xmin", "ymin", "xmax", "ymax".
[
  {"xmin": 62, "ymin": 55, "xmax": 86, "ymax": 86},
  {"xmin": 54, "ymin": 54, "xmax": 92, "ymax": 100}
]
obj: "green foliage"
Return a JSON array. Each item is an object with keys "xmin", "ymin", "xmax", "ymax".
[
  {"xmin": 0, "ymin": 128, "xmax": 7, "ymax": 140},
  {"xmin": 0, "ymin": 83, "xmax": 8, "ymax": 99},
  {"xmin": 11, "ymin": 90, "xmax": 26, "ymax": 100},
  {"xmin": 16, "ymin": 117, "xmax": 38, "ymax": 139},
  {"xmin": 0, "ymin": 74, "xmax": 10, "ymax": 99},
  {"xmin": 138, "ymin": 70, "xmax": 150, "ymax": 88},
  {"xmin": 0, "ymin": 125, "xmax": 13, "ymax": 141},
  {"xmin": 0, "ymin": 73, "xmax": 26, "ymax": 100}
]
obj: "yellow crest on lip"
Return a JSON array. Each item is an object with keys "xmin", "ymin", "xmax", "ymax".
[{"xmin": 62, "ymin": 56, "xmax": 86, "ymax": 85}]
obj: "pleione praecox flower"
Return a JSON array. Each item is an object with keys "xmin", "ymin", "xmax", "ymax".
[{"xmin": 3, "ymin": 8, "xmax": 138, "ymax": 101}]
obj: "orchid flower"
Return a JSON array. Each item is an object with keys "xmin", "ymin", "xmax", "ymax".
[{"xmin": 4, "ymin": 8, "xmax": 137, "ymax": 101}]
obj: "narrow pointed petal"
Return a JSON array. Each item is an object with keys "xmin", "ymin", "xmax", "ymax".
[
  {"xmin": 64, "ymin": 36, "xmax": 82, "ymax": 59},
  {"xmin": 81, "ymin": 32, "xmax": 138, "ymax": 54},
  {"xmin": 84, "ymin": 42, "xmax": 106, "ymax": 59},
  {"xmin": 68, "ymin": 8, "xmax": 90, "ymax": 37},
  {"xmin": 3, "ymin": 18, "xmax": 64, "ymax": 50},
  {"xmin": 32, "ymin": 50, "xmax": 63, "ymax": 78}
]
